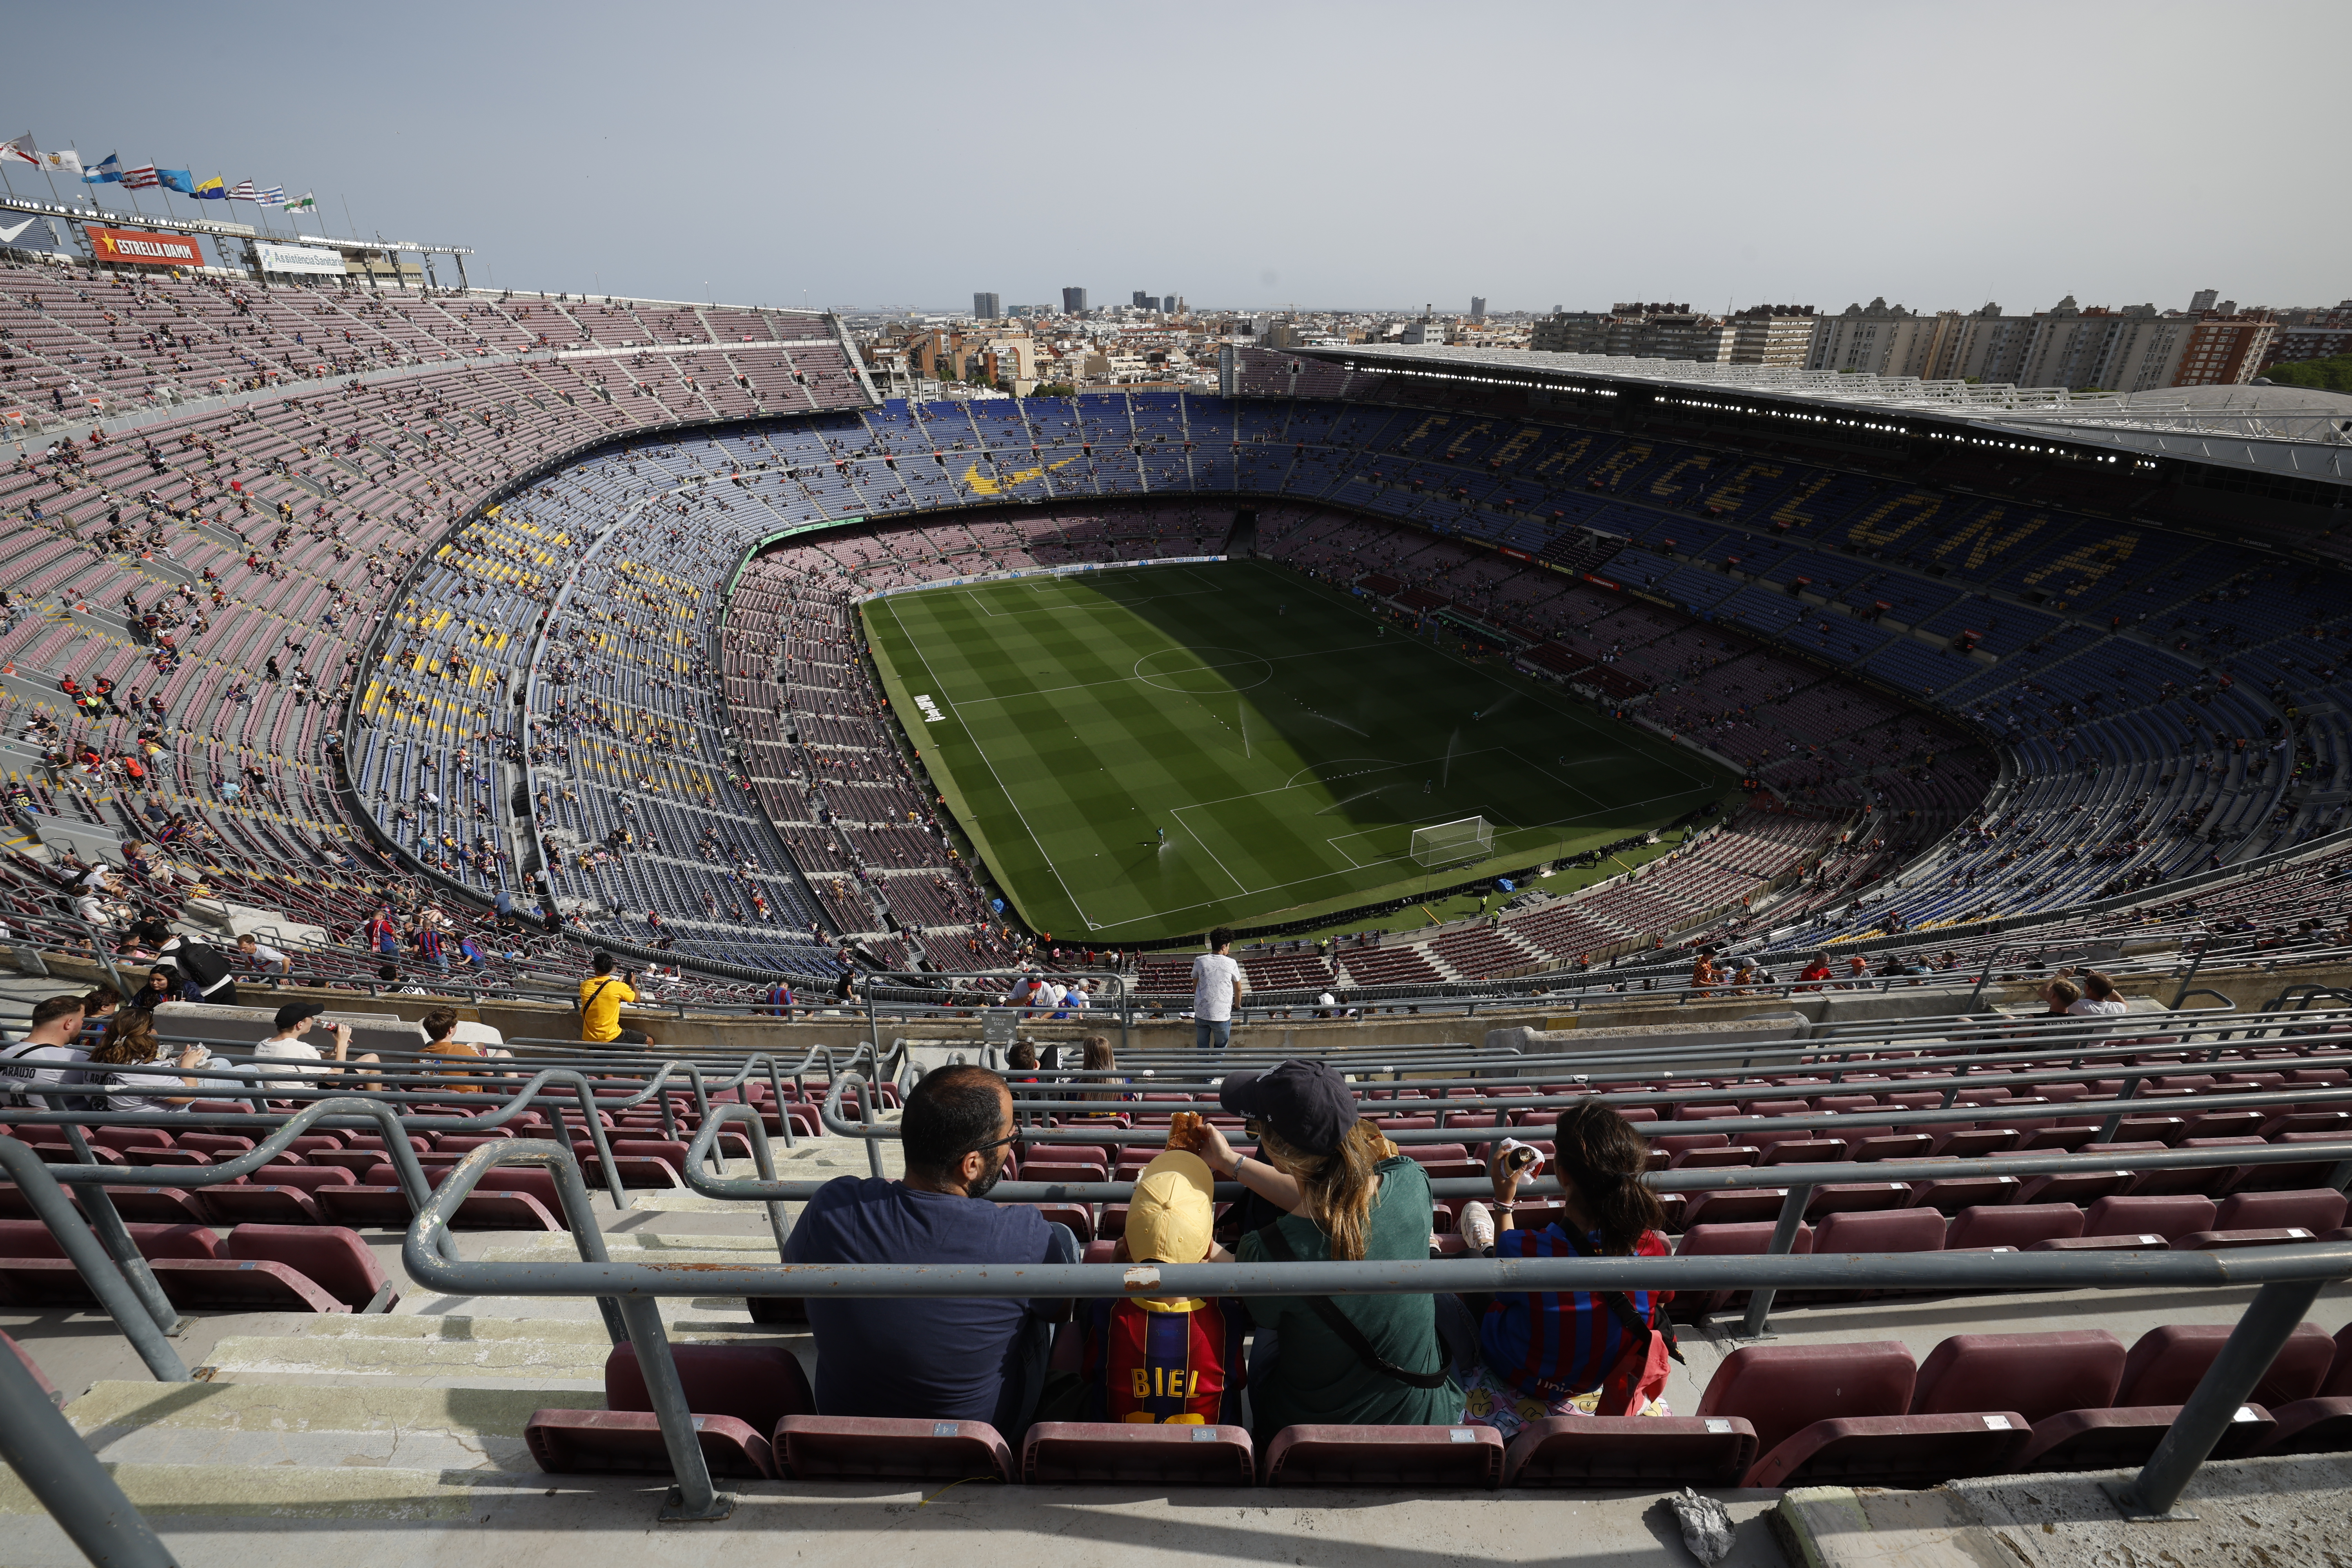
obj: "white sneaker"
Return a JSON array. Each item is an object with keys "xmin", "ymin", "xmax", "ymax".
[{"xmin": 1458, "ymin": 1200, "xmax": 1496, "ymax": 1252}]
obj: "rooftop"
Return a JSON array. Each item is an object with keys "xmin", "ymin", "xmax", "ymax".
[{"xmin": 1285, "ymin": 343, "xmax": 2352, "ymax": 486}]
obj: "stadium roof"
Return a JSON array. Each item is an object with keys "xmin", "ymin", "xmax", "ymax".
[{"xmin": 1285, "ymin": 343, "xmax": 2352, "ymax": 488}]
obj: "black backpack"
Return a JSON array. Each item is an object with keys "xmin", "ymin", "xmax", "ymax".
[{"xmin": 171, "ymin": 939, "xmax": 234, "ymax": 990}]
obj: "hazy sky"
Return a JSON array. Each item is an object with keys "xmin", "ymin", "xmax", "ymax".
[{"xmin": 4, "ymin": 0, "xmax": 2344, "ymax": 315}]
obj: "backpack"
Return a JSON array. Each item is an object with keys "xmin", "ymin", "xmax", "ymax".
[{"xmin": 170, "ymin": 938, "xmax": 233, "ymax": 991}]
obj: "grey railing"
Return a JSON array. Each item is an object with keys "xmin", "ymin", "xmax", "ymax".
[{"xmin": 399, "ymin": 1135, "xmax": 2352, "ymax": 1524}]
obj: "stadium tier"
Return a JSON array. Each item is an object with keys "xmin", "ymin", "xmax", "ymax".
[
  {"xmin": 5, "ymin": 259, "xmax": 2352, "ymax": 1001},
  {"xmin": 5, "ymin": 261, "xmax": 2352, "ymax": 1557}
]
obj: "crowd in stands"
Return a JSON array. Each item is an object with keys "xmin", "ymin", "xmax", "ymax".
[{"xmin": 7, "ymin": 254, "xmax": 2351, "ymax": 1002}]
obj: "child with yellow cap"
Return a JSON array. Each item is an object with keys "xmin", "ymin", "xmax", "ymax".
[{"xmin": 1076, "ymin": 1148, "xmax": 1247, "ymax": 1425}]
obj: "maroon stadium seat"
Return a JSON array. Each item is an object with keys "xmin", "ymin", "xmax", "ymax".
[
  {"xmin": 1501, "ymin": 1416, "xmax": 1756, "ymax": 1487},
  {"xmin": 1259, "ymin": 1425, "xmax": 1503, "ymax": 1487},
  {"xmin": 1909, "ymin": 1332, "xmax": 2125, "ymax": 1423},
  {"xmin": 2212, "ymin": 1189, "xmax": 2348, "ymax": 1234},
  {"xmin": 2119, "ymin": 1322, "xmax": 2336, "ymax": 1408},
  {"xmin": 1944, "ymin": 1204, "xmax": 2085, "ymax": 1251},
  {"xmin": 524, "ymin": 1409, "xmax": 775, "ymax": 1479},
  {"xmin": 2013, "ymin": 1404, "xmax": 2276, "ymax": 1473},
  {"xmin": 1021, "ymin": 1422, "xmax": 1254, "ymax": 1485},
  {"xmin": 225, "ymin": 1225, "xmax": 394, "ymax": 1311},
  {"xmin": 1811, "ymin": 1208, "xmax": 1947, "ymax": 1255},
  {"xmin": 526, "ymin": 1342, "xmax": 815, "ymax": 1482},
  {"xmin": 774, "ymin": 1416, "xmax": 1011, "ymax": 1482},
  {"xmin": 2082, "ymin": 1195, "xmax": 2214, "ymax": 1241}
]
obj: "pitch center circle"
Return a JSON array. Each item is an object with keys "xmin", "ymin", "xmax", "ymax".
[{"xmin": 1134, "ymin": 647, "xmax": 1274, "ymax": 693}]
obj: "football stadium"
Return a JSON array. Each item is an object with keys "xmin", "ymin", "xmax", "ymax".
[{"xmin": 5, "ymin": 55, "xmax": 2352, "ymax": 1568}]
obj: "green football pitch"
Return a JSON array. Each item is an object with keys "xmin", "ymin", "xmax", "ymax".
[{"xmin": 860, "ymin": 559, "xmax": 1736, "ymax": 943}]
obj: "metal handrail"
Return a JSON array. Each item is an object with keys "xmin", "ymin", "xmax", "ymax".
[
  {"xmin": 405, "ymin": 1136, "xmax": 2352, "ymax": 1523},
  {"xmin": 0, "ymin": 1330, "xmax": 178, "ymax": 1568}
]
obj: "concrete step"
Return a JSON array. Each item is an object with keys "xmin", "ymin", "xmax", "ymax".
[
  {"xmin": 65, "ymin": 1380, "xmax": 560, "ymax": 1472},
  {"xmin": 198, "ymin": 1312, "xmax": 789, "ymax": 1388}
]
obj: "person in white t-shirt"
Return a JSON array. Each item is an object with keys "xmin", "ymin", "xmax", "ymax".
[
  {"xmin": 252, "ymin": 1002, "xmax": 379, "ymax": 1091},
  {"xmin": 0, "ymin": 994, "xmax": 91, "ymax": 1109},
  {"xmin": 236, "ymin": 932, "xmax": 292, "ymax": 975},
  {"xmin": 2065, "ymin": 969, "xmax": 2131, "ymax": 1016},
  {"xmin": 1190, "ymin": 927, "xmax": 1244, "ymax": 1051}
]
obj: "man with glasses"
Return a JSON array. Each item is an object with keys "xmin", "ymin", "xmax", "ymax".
[{"xmin": 782, "ymin": 1064, "xmax": 1080, "ymax": 1436}]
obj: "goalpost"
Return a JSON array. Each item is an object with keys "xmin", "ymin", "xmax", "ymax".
[{"xmin": 1410, "ymin": 816, "xmax": 1494, "ymax": 870}]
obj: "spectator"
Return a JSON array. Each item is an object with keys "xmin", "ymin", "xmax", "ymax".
[
  {"xmin": 781, "ymin": 1063, "xmax": 1078, "ymax": 1432},
  {"xmin": 155, "ymin": 931, "xmax": 240, "ymax": 1007},
  {"xmin": 1070, "ymin": 1149, "xmax": 1245, "ymax": 1424},
  {"xmin": 77, "ymin": 988, "xmax": 124, "ymax": 1041},
  {"xmin": 1795, "ymin": 950, "xmax": 1834, "ymax": 990},
  {"xmin": 134, "ymin": 966, "xmax": 182, "ymax": 1011},
  {"xmin": 236, "ymin": 931, "xmax": 292, "ymax": 976},
  {"xmin": 1446, "ymin": 1102, "xmax": 1678, "ymax": 1436},
  {"xmin": 2069, "ymin": 970, "xmax": 2130, "ymax": 1016},
  {"xmin": 2040, "ymin": 977, "xmax": 2083, "ymax": 1016},
  {"xmin": 1, "ymin": 994, "xmax": 91, "ymax": 1109},
  {"xmin": 578, "ymin": 951, "xmax": 645, "ymax": 1045},
  {"xmin": 420, "ymin": 1005, "xmax": 503, "ymax": 1088},
  {"xmin": 1069, "ymin": 1034, "xmax": 1129, "ymax": 1116},
  {"xmin": 252, "ymin": 1002, "xmax": 379, "ymax": 1091},
  {"xmin": 1191, "ymin": 926, "xmax": 1243, "ymax": 1051},
  {"xmin": 1187, "ymin": 1059, "xmax": 1457, "ymax": 1438},
  {"xmin": 85, "ymin": 1013, "xmax": 213, "ymax": 1112}
]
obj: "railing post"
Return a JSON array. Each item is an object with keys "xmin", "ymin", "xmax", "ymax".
[
  {"xmin": 1740, "ymin": 1182, "xmax": 1813, "ymax": 1338},
  {"xmin": 63, "ymin": 1127, "xmax": 183, "ymax": 1338},
  {"xmin": 612, "ymin": 1293, "xmax": 733, "ymax": 1522},
  {"xmin": 0, "ymin": 1143, "xmax": 186, "ymax": 1383},
  {"xmin": 0, "ymin": 1338, "xmax": 181, "ymax": 1568},
  {"xmin": 2104, "ymin": 1276, "xmax": 2327, "ymax": 1521},
  {"xmin": 859, "ymin": 1076, "xmax": 886, "ymax": 1180}
]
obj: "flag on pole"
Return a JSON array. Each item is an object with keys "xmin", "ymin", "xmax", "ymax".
[
  {"xmin": 120, "ymin": 164, "xmax": 160, "ymax": 189},
  {"xmin": 256, "ymin": 185, "xmax": 287, "ymax": 206},
  {"xmin": 229, "ymin": 179, "xmax": 258, "ymax": 201},
  {"xmin": 157, "ymin": 169, "xmax": 195, "ymax": 194},
  {"xmin": 284, "ymin": 191, "xmax": 317, "ymax": 212},
  {"xmin": 0, "ymin": 133, "xmax": 38, "ymax": 168},
  {"xmin": 192, "ymin": 176, "xmax": 225, "ymax": 199},
  {"xmin": 83, "ymin": 152, "xmax": 121, "ymax": 183},
  {"xmin": 39, "ymin": 150, "xmax": 82, "ymax": 179}
]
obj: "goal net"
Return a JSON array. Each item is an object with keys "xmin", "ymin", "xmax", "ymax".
[{"xmin": 1410, "ymin": 817, "xmax": 1493, "ymax": 869}]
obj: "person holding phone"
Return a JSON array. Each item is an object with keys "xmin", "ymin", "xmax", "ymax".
[{"xmin": 578, "ymin": 950, "xmax": 646, "ymax": 1045}]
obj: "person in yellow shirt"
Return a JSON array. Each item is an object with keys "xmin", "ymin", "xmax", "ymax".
[{"xmin": 578, "ymin": 950, "xmax": 646, "ymax": 1045}]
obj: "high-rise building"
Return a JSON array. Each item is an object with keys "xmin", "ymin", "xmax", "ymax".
[
  {"xmin": 1062, "ymin": 286, "xmax": 1089, "ymax": 315},
  {"xmin": 972, "ymin": 292, "xmax": 1001, "ymax": 321},
  {"xmin": 1813, "ymin": 295, "xmax": 2277, "ymax": 390},
  {"xmin": 2190, "ymin": 289, "xmax": 2219, "ymax": 313},
  {"xmin": 1132, "ymin": 290, "xmax": 1151, "ymax": 309},
  {"xmin": 1166, "ymin": 295, "xmax": 1183, "ymax": 316},
  {"xmin": 1728, "ymin": 305, "xmax": 1817, "ymax": 367},
  {"xmin": 1470, "ymin": 296, "xmax": 1488, "ymax": 322}
]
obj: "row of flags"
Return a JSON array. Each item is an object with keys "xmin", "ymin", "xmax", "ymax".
[{"xmin": 0, "ymin": 134, "xmax": 315, "ymax": 212}]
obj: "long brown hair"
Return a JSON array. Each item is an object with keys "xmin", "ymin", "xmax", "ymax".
[
  {"xmin": 1257, "ymin": 1118, "xmax": 1396, "ymax": 1261},
  {"xmin": 1078, "ymin": 1034, "xmax": 1117, "ymax": 1103},
  {"xmin": 90, "ymin": 1013, "xmax": 162, "ymax": 1068},
  {"xmin": 1552, "ymin": 1099, "xmax": 1667, "ymax": 1255}
]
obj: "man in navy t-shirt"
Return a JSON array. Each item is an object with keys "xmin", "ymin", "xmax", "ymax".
[{"xmin": 783, "ymin": 1064, "xmax": 1077, "ymax": 1432}]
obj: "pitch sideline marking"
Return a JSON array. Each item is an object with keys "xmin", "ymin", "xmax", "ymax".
[{"xmin": 881, "ymin": 593, "xmax": 1093, "ymax": 929}]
